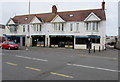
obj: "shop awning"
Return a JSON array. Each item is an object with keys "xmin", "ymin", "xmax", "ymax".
[
  {"xmin": 75, "ymin": 35, "xmax": 100, "ymax": 38},
  {"xmin": 75, "ymin": 36, "xmax": 89, "ymax": 38},
  {"xmin": 88, "ymin": 35, "xmax": 101, "ymax": 38},
  {"xmin": 3, "ymin": 34, "xmax": 25, "ymax": 37},
  {"xmin": 50, "ymin": 35, "xmax": 73, "ymax": 37}
]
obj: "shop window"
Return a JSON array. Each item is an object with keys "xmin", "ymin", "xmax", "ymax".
[
  {"xmin": 91, "ymin": 38, "xmax": 100, "ymax": 43},
  {"xmin": 76, "ymin": 38, "xmax": 88, "ymax": 44}
]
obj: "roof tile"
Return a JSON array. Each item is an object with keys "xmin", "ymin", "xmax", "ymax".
[{"xmin": 12, "ymin": 9, "xmax": 106, "ymax": 24}]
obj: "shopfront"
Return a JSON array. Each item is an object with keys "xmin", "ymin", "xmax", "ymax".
[
  {"xmin": 4, "ymin": 35, "xmax": 25, "ymax": 46},
  {"xmin": 32, "ymin": 35, "xmax": 45, "ymax": 47},
  {"xmin": 49, "ymin": 35, "xmax": 74, "ymax": 49}
]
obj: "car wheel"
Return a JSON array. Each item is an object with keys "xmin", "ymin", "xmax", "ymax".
[{"xmin": 8, "ymin": 47, "xmax": 11, "ymax": 50}]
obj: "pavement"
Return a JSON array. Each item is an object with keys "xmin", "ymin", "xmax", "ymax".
[{"xmin": 2, "ymin": 47, "xmax": 119, "ymax": 80}]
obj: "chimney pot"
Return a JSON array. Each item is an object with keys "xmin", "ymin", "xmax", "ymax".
[
  {"xmin": 52, "ymin": 5, "xmax": 57, "ymax": 14},
  {"xmin": 102, "ymin": 1, "xmax": 105, "ymax": 10}
]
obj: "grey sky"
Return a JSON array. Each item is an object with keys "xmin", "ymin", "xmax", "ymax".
[{"xmin": 0, "ymin": 0, "xmax": 119, "ymax": 36}]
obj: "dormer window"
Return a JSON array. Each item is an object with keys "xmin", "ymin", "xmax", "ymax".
[
  {"xmin": 24, "ymin": 17, "xmax": 28, "ymax": 21},
  {"xmin": 69, "ymin": 14, "xmax": 74, "ymax": 17}
]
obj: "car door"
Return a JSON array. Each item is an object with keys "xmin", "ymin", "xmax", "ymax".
[
  {"xmin": 2, "ymin": 42, "xmax": 6, "ymax": 48},
  {"xmin": 4, "ymin": 42, "xmax": 9, "ymax": 48}
]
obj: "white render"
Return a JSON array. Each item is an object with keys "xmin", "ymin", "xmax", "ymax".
[{"xmin": 5, "ymin": 12, "xmax": 106, "ymax": 50}]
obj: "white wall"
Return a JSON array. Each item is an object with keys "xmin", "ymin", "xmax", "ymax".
[
  {"xmin": 0, "ymin": 28, "xmax": 4, "ymax": 37},
  {"xmin": 5, "ymin": 19, "xmax": 106, "ymax": 49},
  {"xmin": 5, "ymin": 25, "xmax": 26, "ymax": 35}
]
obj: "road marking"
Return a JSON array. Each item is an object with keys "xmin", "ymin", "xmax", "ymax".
[
  {"xmin": 6, "ymin": 62, "xmax": 18, "ymax": 66},
  {"xmin": 67, "ymin": 63, "xmax": 120, "ymax": 72},
  {"xmin": 16, "ymin": 55, "xmax": 48, "ymax": 62},
  {"xmin": 25, "ymin": 67, "xmax": 41, "ymax": 71},
  {"xmin": 50, "ymin": 72, "xmax": 73, "ymax": 78},
  {"xmin": 76, "ymin": 54, "xmax": 118, "ymax": 60}
]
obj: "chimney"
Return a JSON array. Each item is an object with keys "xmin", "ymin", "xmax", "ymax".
[
  {"xmin": 102, "ymin": 0, "xmax": 105, "ymax": 10},
  {"xmin": 52, "ymin": 5, "xmax": 57, "ymax": 14}
]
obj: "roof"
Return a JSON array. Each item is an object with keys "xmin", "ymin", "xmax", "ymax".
[
  {"xmin": 12, "ymin": 9, "xmax": 106, "ymax": 24},
  {"xmin": 0, "ymin": 24, "xmax": 5, "ymax": 29}
]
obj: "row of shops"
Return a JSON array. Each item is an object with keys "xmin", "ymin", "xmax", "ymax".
[{"xmin": 3, "ymin": 34, "xmax": 101, "ymax": 49}]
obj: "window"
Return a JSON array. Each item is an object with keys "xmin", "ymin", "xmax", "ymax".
[
  {"xmin": 91, "ymin": 38, "xmax": 100, "ymax": 43},
  {"xmin": 76, "ymin": 23, "xmax": 79, "ymax": 32},
  {"xmin": 9, "ymin": 25, "xmax": 17, "ymax": 33},
  {"xmin": 61, "ymin": 23, "xmax": 64, "ymax": 31},
  {"xmin": 33, "ymin": 24, "xmax": 42, "ymax": 32},
  {"xmin": 54, "ymin": 23, "xmax": 64, "ymax": 31},
  {"xmin": 86, "ymin": 22, "xmax": 99, "ymax": 31},
  {"xmin": 24, "ymin": 17, "xmax": 28, "ymax": 21},
  {"xmin": 39, "ymin": 24, "xmax": 41, "ymax": 31},
  {"xmin": 59, "ymin": 23, "xmax": 61, "ymax": 30},
  {"xmin": 76, "ymin": 38, "xmax": 88, "ymax": 44},
  {"xmin": 27, "ymin": 25, "xmax": 29, "ymax": 32},
  {"xmin": 86, "ymin": 23, "xmax": 88, "ymax": 30},
  {"xmin": 23, "ymin": 25, "xmax": 25, "ymax": 32},
  {"xmin": 37, "ymin": 24, "xmax": 39, "ymax": 31},
  {"xmin": 70, "ymin": 23, "xmax": 73, "ymax": 31},
  {"xmin": 69, "ymin": 14, "xmax": 74, "ymax": 17}
]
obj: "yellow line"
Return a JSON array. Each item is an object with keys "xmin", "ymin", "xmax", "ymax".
[
  {"xmin": 6, "ymin": 62, "xmax": 18, "ymax": 66},
  {"xmin": 25, "ymin": 67, "xmax": 41, "ymax": 71},
  {"xmin": 50, "ymin": 72, "xmax": 73, "ymax": 78}
]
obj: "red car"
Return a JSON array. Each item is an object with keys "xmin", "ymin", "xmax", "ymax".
[{"xmin": 1, "ymin": 41, "xmax": 19, "ymax": 50}]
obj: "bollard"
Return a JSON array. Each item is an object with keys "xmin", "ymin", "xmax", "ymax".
[
  {"xmin": 89, "ymin": 46, "xmax": 90, "ymax": 53},
  {"xmin": 105, "ymin": 47, "xmax": 106, "ymax": 51},
  {"xmin": 99, "ymin": 46, "xmax": 100, "ymax": 52},
  {"xmin": 105, "ymin": 44, "xmax": 106, "ymax": 51},
  {"xmin": 94, "ymin": 46, "xmax": 95, "ymax": 53}
]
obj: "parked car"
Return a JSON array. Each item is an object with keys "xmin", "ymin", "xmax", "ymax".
[{"xmin": 1, "ymin": 41, "xmax": 19, "ymax": 50}]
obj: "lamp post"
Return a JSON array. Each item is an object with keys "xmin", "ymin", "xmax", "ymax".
[{"xmin": 26, "ymin": 0, "xmax": 31, "ymax": 50}]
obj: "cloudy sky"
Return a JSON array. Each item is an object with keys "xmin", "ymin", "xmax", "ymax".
[{"xmin": 0, "ymin": 0, "xmax": 119, "ymax": 36}]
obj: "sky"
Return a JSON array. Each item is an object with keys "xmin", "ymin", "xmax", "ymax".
[{"xmin": 0, "ymin": 0, "xmax": 119, "ymax": 36}]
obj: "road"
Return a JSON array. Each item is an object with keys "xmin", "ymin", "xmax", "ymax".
[{"xmin": 2, "ymin": 47, "xmax": 119, "ymax": 80}]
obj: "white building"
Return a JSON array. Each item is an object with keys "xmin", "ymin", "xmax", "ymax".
[
  {"xmin": 0, "ymin": 24, "xmax": 5, "ymax": 42},
  {"xmin": 5, "ymin": 1, "xmax": 106, "ymax": 50}
]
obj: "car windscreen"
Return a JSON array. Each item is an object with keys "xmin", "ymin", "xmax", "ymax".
[{"xmin": 9, "ymin": 42, "xmax": 15, "ymax": 44}]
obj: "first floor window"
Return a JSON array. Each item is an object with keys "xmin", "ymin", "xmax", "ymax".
[
  {"xmin": 27, "ymin": 25, "xmax": 29, "ymax": 32},
  {"xmin": 39, "ymin": 24, "xmax": 42, "ymax": 31},
  {"xmin": 9, "ymin": 25, "xmax": 17, "ymax": 33},
  {"xmin": 70, "ymin": 23, "xmax": 73, "ymax": 31},
  {"xmin": 76, "ymin": 23, "xmax": 79, "ymax": 32},
  {"xmin": 54, "ymin": 23, "xmax": 64, "ymax": 31},
  {"xmin": 85, "ymin": 22, "xmax": 99, "ymax": 31},
  {"xmin": 61, "ymin": 23, "xmax": 64, "ymax": 31},
  {"xmin": 33, "ymin": 24, "xmax": 42, "ymax": 32},
  {"xmin": 23, "ymin": 25, "xmax": 25, "ymax": 32}
]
